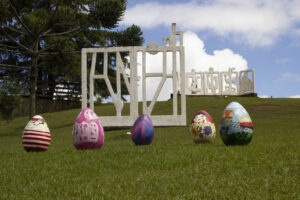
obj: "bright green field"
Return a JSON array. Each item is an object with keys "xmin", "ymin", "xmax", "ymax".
[{"xmin": 0, "ymin": 97, "xmax": 299, "ymax": 199}]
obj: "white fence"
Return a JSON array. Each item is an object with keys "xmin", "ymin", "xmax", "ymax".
[
  {"xmin": 186, "ymin": 67, "xmax": 255, "ymax": 96},
  {"xmin": 81, "ymin": 23, "xmax": 256, "ymax": 127},
  {"xmin": 81, "ymin": 23, "xmax": 186, "ymax": 127}
]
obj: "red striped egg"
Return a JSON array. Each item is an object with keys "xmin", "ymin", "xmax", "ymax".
[{"xmin": 22, "ymin": 115, "xmax": 51, "ymax": 152}]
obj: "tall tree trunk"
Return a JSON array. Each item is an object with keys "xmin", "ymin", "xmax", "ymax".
[
  {"xmin": 29, "ymin": 41, "xmax": 39, "ymax": 119},
  {"xmin": 47, "ymin": 74, "xmax": 56, "ymax": 100}
]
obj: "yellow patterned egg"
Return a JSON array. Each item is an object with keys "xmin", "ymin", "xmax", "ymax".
[{"xmin": 190, "ymin": 110, "xmax": 216, "ymax": 143}]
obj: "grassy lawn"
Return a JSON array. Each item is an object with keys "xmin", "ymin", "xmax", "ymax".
[{"xmin": 0, "ymin": 97, "xmax": 299, "ymax": 199}]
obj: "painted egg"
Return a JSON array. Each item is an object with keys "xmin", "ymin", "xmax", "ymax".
[
  {"xmin": 22, "ymin": 115, "xmax": 51, "ymax": 152},
  {"xmin": 190, "ymin": 110, "xmax": 216, "ymax": 143},
  {"xmin": 220, "ymin": 101, "xmax": 253, "ymax": 145},
  {"xmin": 131, "ymin": 114, "xmax": 154, "ymax": 145},
  {"xmin": 72, "ymin": 108, "xmax": 104, "ymax": 149}
]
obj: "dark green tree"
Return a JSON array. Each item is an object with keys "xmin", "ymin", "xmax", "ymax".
[
  {"xmin": 0, "ymin": 78, "xmax": 22, "ymax": 122},
  {"xmin": 0, "ymin": 0, "xmax": 144, "ymax": 118}
]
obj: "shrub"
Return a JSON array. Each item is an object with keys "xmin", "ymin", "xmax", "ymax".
[{"xmin": 0, "ymin": 94, "xmax": 22, "ymax": 122}]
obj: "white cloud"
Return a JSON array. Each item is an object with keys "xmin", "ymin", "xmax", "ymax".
[
  {"xmin": 294, "ymin": 29, "xmax": 300, "ymax": 36},
  {"xmin": 281, "ymin": 73, "xmax": 300, "ymax": 82},
  {"xmin": 122, "ymin": 0, "xmax": 300, "ymax": 47},
  {"xmin": 184, "ymin": 31, "xmax": 247, "ymax": 72},
  {"xmin": 138, "ymin": 31, "xmax": 248, "ymax": 101},
  {"xmin": 275, "ymin": 57, "xmax": 290, "ymax": 64},
  {"xmin": 289, "ymin": 39, "xmax": 300, "ymax": 47},
  {"xmin": 258, "ymin": 94, "xmax": 271, "ymax": 98},
  {"xmin": 288, "ymin": 0, "xmax": 300, "ymax": 21},
  {"xmin": 289, "ymin": 95, "xmax": 300, "ymax": 98}
]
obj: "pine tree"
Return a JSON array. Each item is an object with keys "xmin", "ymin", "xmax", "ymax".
[{"xmin": 0, "ymin": 0, "xmax": 144, "ymax": 118}]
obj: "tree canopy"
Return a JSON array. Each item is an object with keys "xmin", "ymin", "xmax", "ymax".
[{"xmin": 0, "ymin": 0, "xmax": 144, "ymax": 118}]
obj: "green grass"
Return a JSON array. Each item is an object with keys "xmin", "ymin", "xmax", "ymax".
[{"xmin": 0, "ymin": 97, "xmax": 299, "ymax": 199}]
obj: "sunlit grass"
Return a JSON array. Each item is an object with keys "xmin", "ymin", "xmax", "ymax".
[{"xmin": 0, "ymin": 97, "xmax": 299, "ymax": 199}]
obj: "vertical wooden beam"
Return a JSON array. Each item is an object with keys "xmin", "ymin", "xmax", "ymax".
[
  {"xmin": 116, "ymin": 53, "xmax": 121, "ymax": 116},
  {"xmin": 81, "ymin": 49, "xmax": 87, "ymax": 109},
  {"xmin": 180, "ymin": 47, "xmax": 186, "ymax": 119},
  {"xmin": 89, "ymin": 51, "xmax": 97, "ymax": 110},
  {"xmin": 172, "ymin": 50, "xmax": 177, "ymax": 116},
  {"xmin": 142, "ymin": 51, "xmax": 147, "ymax": 114}
]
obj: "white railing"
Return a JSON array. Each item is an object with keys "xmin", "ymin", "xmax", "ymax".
[
  {"xmin": 186, "ymin": 67, "xmax": 255, "ymax": 96},
  {"xmin": 81, "ymin": 23, "xmax": 186, "ymax": 127}
]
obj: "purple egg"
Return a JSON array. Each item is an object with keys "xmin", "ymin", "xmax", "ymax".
[
  {"xmin": 72, "ymin": 108, "xmax": 104, "ymax": 149},
  {"xmin": 131, "ymin": 114, "xmax": 154, "ymax": 145}
]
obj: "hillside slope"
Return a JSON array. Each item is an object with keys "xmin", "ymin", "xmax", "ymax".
[{"xmin": 0, "ymin": 97, "xmax": 299, "ymax": 199}]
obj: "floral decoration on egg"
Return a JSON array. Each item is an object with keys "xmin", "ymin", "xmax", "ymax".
[{"xmin": 190, "ymin": 110, "xmax": 216, "ymax": 143}]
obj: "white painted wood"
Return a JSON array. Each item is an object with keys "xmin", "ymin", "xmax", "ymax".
[
  {"xmin": 186, "ymin": 68, "xmax": 255, "ymax": 96},
  {"xmin": 81, "ymin": 23, "xmax": 187, "ymax": 127},
  {"xmin": 180, "ymin": 46, "xmax": 186, "ymax": 120},
  {"xmin": 81, "ymin": 49, "xmax": 87, "ymax": 109},
  {"xmin": 239, "ymin": 69, "xmax": 255, "ymax": 94},
  {"xmin": 89, "ymin": 52, "xmax": 96, "ymax": 110},
  {"xmin": 142, "ymin": 51, "xmax": 146, "ymax": 114},
  {"xmin": 172, "ymin": 50, "xmax": 177, "ymax": 116},
  {"xmin": 117, "ymin": 52, "xmax": 131, "ymax": 95}
]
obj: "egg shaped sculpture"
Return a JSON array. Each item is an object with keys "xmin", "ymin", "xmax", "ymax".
[
  {"xmin": 220, "ymin": 101, "xmax": 253, "ymax": 145},
  {"xmin": 72, "ymin": 108, "xmax": 104, "ymax": 149},
  {"xmin": 22, "ymin": 115, "xmax": 51, "ymax": 152},
  {"xmin": 131, "ymin": 114, "xmax": 154, "ymax": 145},
  {"xmin": 190, "ymin": 110, "xmax": 216, "ymax": 143}
]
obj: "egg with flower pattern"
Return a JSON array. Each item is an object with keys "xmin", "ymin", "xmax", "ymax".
[
  {"xmin": 220, "ymin": 101, "xmax": 253, "ymax": 145},
  {"xmin": 131, "ymin": 114, "xmax": 154, "ymax": 145},
  {"xmin": 22, "ymin": 115, "xmax": 51, "ymax": 152},
  {"xmin": 72, "ymin": 108, "xmax": 104, "ymax": 149},
  {"xmin": 190, "ymin": 110, "xmax": 216, "ymax": 143}
]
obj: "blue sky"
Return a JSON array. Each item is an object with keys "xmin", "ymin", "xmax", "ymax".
[{"xmin": 119, "ymin": 0, "xmax": 300, "ymax": 98}]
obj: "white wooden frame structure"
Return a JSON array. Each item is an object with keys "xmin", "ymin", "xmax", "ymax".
[
  {"xmin": 81, "ymin": 23, "xmax": 186, "ymax": 127},
  {"xmin": 186, "ymin": 67, "xmax": 255, "ymax": 96}
]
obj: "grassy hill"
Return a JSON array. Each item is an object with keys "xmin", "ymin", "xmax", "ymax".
[{"xmin": 0, "ymin": 97, "xmax": 299, "ymax": 199}]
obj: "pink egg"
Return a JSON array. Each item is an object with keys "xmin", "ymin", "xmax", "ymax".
[{"xmin": 72, "ymin": 108, "xmax": 104, "ymax": 149}]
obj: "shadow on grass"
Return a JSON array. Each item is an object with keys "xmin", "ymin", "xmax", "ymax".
[
  {"xmin": 0, "ymin": 125, "xmax": 23, "ymax": 137},
  {"xmin": 50, "ymin": 123, "xmax": 74, "ymax": 130},
  {"xmin": 109, "ymin": 133, "xmax": 131, "ymax": 140},
  {"xmin": 0, "ymin": 132, "xmax": 21, "ymax": 137}
]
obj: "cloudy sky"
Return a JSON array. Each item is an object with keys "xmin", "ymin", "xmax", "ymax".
[{"xmin": 119, "ymin": 0, "xmax": 300, "ymax": 99}]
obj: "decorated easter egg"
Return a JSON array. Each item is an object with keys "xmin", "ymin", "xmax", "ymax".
[
  {"xmin": 131, "ymin": 114, "xmax": 154, "ymax": 145},
  {"xmin": 22, "ymin": 115, "xmax": 51, "ymax": 152},
  {"xmin": 190, "ymin": 110, "xmax": 216, "ymax": 143},
  {"xmin": 72, "ymin": 108, "xmax": 104, "ymax": 149},
  {"xmin": 220, "ymin": 101, "xmax": 253, "ymax": 145}
]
